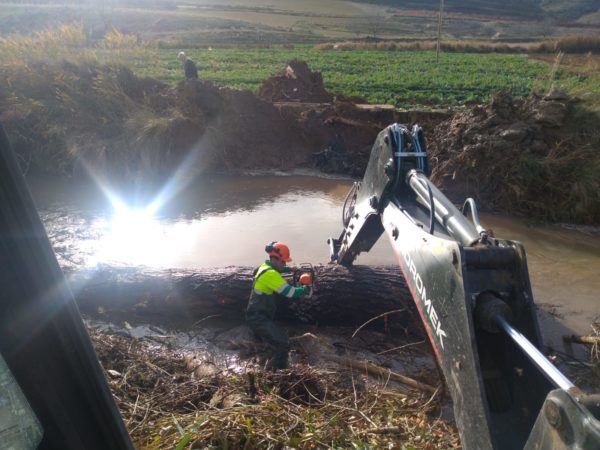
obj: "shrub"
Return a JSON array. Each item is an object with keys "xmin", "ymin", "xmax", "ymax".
[
  {"xmin": 554, "ymin": 35, "xmax": 600, "ymax": 54},
  {"xmin": 100, "ymin": 28, "xmax": 141, "ymax": 50}
]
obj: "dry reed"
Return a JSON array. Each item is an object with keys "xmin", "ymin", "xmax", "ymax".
[
  {"xmin": 90, "ymin": 327, "xmax": 459, "ymax": 449},
  {"xmin": 314, "ymin": 35, "xmax": 600, "ymax": 54}
]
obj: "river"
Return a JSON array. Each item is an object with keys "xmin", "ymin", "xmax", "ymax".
[{"xmin": 27, "ymin": 173, "xmax": 599, "ymax": 352}]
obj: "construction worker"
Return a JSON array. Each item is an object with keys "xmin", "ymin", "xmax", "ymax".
[
  {"xmin": 177, "ymin": 51, "xmax": 198, "ymax": 80},
  {"xmin": 246, "ymin": 242, "xmax": 308, "ymax": 371}
]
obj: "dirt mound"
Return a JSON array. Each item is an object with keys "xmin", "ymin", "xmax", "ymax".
[
  {"xmin": 257, "ymin": 60, "xmax": 334, "ymax": 103},
  {"xmin": 2, "ymin": 59, "xmax": 443, "ymax": 181},
  {"xmin": 2, "ymin": 57, "xmax": 443, "ymax": 182},
  {"xmin": 171, "ymin": 80, "xmax": 312, "ymax": 172},
  {"xmin": 429, "ymin": 91, "xmax": 600, "ymax": 223},
  {"xmin": 1, "ymin": 60, "xmax": 316, "ymax": 178}
]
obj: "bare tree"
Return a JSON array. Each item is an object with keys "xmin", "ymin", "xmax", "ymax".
[
  {"xmin": 365, "ymin": 10, "xmax": 384, "ymax": 39},
  {"xmin": 436, "ymin": 0, "xmax": 445, "ymax": 64}
]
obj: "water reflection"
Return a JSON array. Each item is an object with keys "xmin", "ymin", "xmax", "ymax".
[
  {"xmin": 480, "ymin": 214, "xmax": 600, "ymax": 347},
  {"xmin": 29, "ymin": 173, "xmax": 354, "ymax": 217},
  {"xmin": 30, "ymin": 174, "xmax": 379, "ymax": 268},
  {"xmin": 29, "ymin": 174, "xmax": 600, "ymax": 337}
]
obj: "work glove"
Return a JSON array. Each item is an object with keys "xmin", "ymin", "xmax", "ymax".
[{"xmin": 298, "ymin": 285, "xmax": 309, "ymax": 295}]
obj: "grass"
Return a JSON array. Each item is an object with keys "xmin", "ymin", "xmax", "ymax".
[
  {"xmin": 125, "ymin": 47, "xmax": 548, "ymax": 106},
  {"xmin": 533, "ymin": 53, "xmax": 600, "ymax": 112},
  {"xmin": 0, "ymin": 23, "xmax": 596, "ymax": 114},
  {"xmin": 2, "ymin": 24, "xmax": 600, "ymax": 222},
  {"xmin": 91, "ymin": 326, "xmax": 459, "ymax": 450},
  {"xmin": 0, "ymin": 25, "xmax": 176, "ymax": 176}
]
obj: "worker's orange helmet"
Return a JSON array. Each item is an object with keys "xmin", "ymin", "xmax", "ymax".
[{"xmin": 265, "ymin": 241, "xmax": 292, "ymax": 262}]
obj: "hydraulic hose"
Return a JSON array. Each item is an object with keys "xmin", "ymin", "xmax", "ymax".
[
  {"xmin": 342, "ymin": 182, "xmax": 359, "ymax": 227},
  {"xmin": 424, "ymin": 176, "xmax": 435, "ymax": 235},
  {"xmin": 406, "ymin": 170, "xmax": 479, "ymax": 246}
]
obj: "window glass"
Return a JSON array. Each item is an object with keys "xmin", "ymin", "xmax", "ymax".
[{"xmin": 0, "ymin": 353, "xmax": 43, "ymax": 450}]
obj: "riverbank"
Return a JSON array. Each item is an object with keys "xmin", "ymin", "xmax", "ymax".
[
  {"xmin": 2, "ymin": 27, "xmax": 600, "ymax": 224},
  {"xmin": 88, "ymin": 318, "xmax": 457, "ymax": 449},
  {"xmin": 22, "ymin": 139, "xmax": 600, "ymax": 450},
  {"xmin": 83, "ymin": 289, "xmax": 598, "ymax": 449}
]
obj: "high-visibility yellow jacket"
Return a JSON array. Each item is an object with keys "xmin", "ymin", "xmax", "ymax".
[{"xmin": 246, "ymin": 261, "xmax": 305, "ymax": 319}]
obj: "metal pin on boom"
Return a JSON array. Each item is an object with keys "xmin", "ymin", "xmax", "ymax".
[{"xmin": 494, "ymin": 315, "xmax": 574, "ymax": 391}]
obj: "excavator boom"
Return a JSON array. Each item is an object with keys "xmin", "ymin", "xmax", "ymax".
[{"xmin": 329, "ymin": 123, "xmax": 600, "ymax": 449}]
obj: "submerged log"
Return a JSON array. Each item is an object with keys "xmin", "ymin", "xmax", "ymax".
[{"xmin": 69, "ymin": 264, "xmax": 419, "ymax": 328}]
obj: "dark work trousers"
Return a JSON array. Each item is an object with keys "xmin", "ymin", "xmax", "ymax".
[{"xmin": 246, "ymin": 311, "xmax": 289, "ymax": 370}]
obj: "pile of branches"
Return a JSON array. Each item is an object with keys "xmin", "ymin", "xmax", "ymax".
[
  {"xmin": 429, "ymin": 91, "xmax": 600, "ymax": 224},
  {"xmin": 90, "ymin": 328, "xmax": 218, "ymax": 438},
  {"xmin": 89, "ymin": 327, "xmax": 459, "ymax": 449},
  {"xmin": 591, "ymin": 318, "xmax": 600, "ymax": 383},
  {"xmin": 559, "ymin": 317, "xmax": 600, "ymax": 389}
]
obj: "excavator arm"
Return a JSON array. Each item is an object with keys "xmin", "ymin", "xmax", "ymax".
[{"xmin": 329, "ymin": 124, "xmax": 600, "ymax": 450}]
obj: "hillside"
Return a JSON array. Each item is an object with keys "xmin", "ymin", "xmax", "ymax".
[
  {"xmin": 356, "ymin": 0, "xmax": 600, "ymax": 21},
  {"xmin": 355, "ymin": 0, "xmax": 540, "ymax": 19},
  {"xmin": 0, "ymin": 0, "xmax": 598, "ymax": 44},
  {"xmin": 541, "ymin": 0, "xmax": 600, "ymax": 21}
]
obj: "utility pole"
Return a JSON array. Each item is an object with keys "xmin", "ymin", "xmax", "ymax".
[{"xmin": 436, "ymin": 0, "xmax": 445, "ymax": 64}]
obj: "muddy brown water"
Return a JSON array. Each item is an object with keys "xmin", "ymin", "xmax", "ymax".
[{"xmin": 27, "ymin": 173, "xmax": 599, "ymax": 352}]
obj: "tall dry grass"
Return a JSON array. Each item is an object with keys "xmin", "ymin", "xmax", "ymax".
[
  {"xmin": 554, "ymin": 35, "xmax": 600, "ymax": 54},
  {"xmin": 0, "ymin": 23, "xmax": 152, "ymax": 69},
  {"xmin": 0, "ymin": 24, "xmax": 168, "ymax": 178},
  {"xmin": 0, "ymin": 23, "xmax": 95, "ymax": 67},
  {"xmin": 314, "ymin": 35, "xmax": 600, "ymax": 54},
  {"xmin": 314, "ymin": 40, "xmax": 544, "ymax": 53}
]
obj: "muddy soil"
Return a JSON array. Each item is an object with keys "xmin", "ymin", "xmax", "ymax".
[
  {"xmin": 428, "ymin": 91, "xmax": 600, "ymax": 223},
  {"xmin": 2, "ymin": 60, "xmax": 447, "ymax": 181},
  {"xmin": 147, "ymin": 64, "xmax": 449, "ymax": 178},
  {"xmin": 89, "ymin": 317, "xmax": 437, "ymax": 387},
  {"xmin": 88, "ymin": 316, "xmax": 458, "ymax": 449},
  {"xmin": 4, "ymin": 59, "xmax": 598, "ymax": 223},
  {"xmin": 257, "ymin": 60, "xmax": 334, "ymax": 103}
]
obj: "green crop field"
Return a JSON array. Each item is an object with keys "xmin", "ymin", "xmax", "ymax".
[{"xmin": 125, "ymin": 47, "xmax": 549, "ymax": 106}]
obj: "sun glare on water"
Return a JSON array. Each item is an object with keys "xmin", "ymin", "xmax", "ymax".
[
  {"xmin": 85, "ymin": 161, "xmax": 199, "ymax": 267},
  {"xmin": 89, "ymin": 202, "xmax": 162, "ymax": 266}
]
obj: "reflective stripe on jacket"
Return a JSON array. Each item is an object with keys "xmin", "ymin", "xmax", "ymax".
[{"xmin": 246, "ymin": 261, "xmax": 303, "ymax": 318}]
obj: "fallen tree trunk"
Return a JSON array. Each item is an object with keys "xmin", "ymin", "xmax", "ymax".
[{"xmin": 69, "ymin": 264, "xmax": 419, "ymax": 328}]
